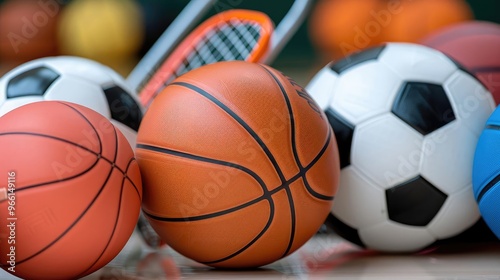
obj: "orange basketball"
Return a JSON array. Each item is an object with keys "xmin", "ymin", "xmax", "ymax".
[
  {"xmin": 136, "ymin": 61, "xmax": 340, "ymax": 268},
  {"xmin": 0, "ymin": 101, "xmax": 142, "ymax": 279}
]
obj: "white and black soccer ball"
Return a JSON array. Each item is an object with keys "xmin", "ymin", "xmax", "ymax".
[
  {"xmin": 306, "ymin": 43, "xmax": 495, "ymax": 252},
  {"xmin": 0, "ymin": 56, "xmax": 144, "ymax": 147}
]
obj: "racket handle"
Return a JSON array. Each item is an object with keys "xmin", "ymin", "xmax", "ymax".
[
  {"xmin": 263, "ymin": 0, "xmax": 314, "ymax": 64},
  {"xmin": 136, "ymin": 211, "xmax": 165, "ymax": 248},
  {"xmin": 127, "ymin": 0, "xmax": 216, "ymax": 93}
]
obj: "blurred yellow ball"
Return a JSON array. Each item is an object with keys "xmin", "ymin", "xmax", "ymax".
[{"xmin": 58, "ymin": 0, "xmax": 144, "ymax": 74}]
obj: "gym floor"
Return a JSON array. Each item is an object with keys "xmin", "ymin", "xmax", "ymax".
[
  {"xmin": 1, "ymin": 230, "xmax": 499, "ymax": 279},
  {"xmin": 77, "ymin": 231, "xmax": 500, "ymax": 279}
]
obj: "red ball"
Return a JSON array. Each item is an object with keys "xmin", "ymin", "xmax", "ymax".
[
  {"xmin": 0, "ymin": 0, "xmax": 60, "ymax": 63},
  {"xmin": 421, "ymin": 21, "xmax": 500, "ymax": 103},
  {"xmin": 0, "ymin": 101, "xmax": 142, "ymax": 279}
]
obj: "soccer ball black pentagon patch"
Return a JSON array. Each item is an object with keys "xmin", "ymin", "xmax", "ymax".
[
  {"xmin": 306, "ymin": 42, "xmax": 496, "ymax": 252},
  {"xmin": 329, "ymin": 45, "xmax": 386, "ymax": 74},
  {"xmin": 0, "ymin": 56, "xmax": 144, "ymax": 146},
  {"xmin": 325, "ymin": 108, "xmax": 354, "ymax": 168},
  {"xmin": 7, "ymin": 67, "xmax": 59, "ymax": 98},
  {"xmin": 386, "ymin": 176, "xmax": 447, "ymax": 226},
  {"xmin": 104, "ymin": 86, "xmax": 143, "ymax": 131},
  {"xmin": 392, "ymin": 82, "xmax": 455, "ymax": 135}
]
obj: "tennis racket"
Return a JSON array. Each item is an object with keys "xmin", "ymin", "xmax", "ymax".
[
  {"xmin": 131, "ymin": 10, "xmax": 274, "ymax": 249},
  {"xmin": 138, "ymin": 9, "xmax": 274, "ymax": 106},
  {"xmin": 126, "ymin": 0, "xmax": 216, "ymax": 93},
  {"xmin": 132, "ymin": 0, "xmax": 313, "ymax": 248},
  {"xmin": 127, "ymin": 0, "xmax": 313, "ymax": 107}
]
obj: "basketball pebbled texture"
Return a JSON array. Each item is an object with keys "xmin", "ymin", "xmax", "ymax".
[
  {"xmin": 0, "ymin": 101, "xmax": 142, "ymax": 279},
  {"xmin": 473, "ymin": 106, "xmax": 500, "ymax": 239},
  {"xmin": 136, "ymin": 61, "xmax": 340, "ymax": 268}
]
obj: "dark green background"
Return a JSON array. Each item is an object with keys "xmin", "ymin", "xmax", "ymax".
[
  {"xmin": 134, "ymin": 0, "xmax": 500, "ymax": 83},
  {"xmin": 0, "ymin": 0, "xmax": 498, "ymax": 81},
  {"xmin": 152, "ymin": 0, "xmax": 500, "ymax": 64}
]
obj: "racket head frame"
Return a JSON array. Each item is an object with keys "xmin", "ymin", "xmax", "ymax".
[
  {"xmin": 126, "ymin": 0, "xmax": 216, "ymax": 93},
  {"xmin": 139, "ymin": 9, "xmax": 274, "ymax": 106}
]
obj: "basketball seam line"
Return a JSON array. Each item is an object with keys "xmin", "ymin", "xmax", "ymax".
[
  {"xmin": 470, "ymin": 66, "xmax": 500, "ymax": 73},
  {"xmin": 137, "ymin": 143, "xmax": 270, "ymax": 221},
  {"xmin": 0, "ymin": 132, "xmax": 135, "ymax": 193},
  {"xmin": 261, "ymin": 67, "xmax": 335, "ymax": 201},
  {"xmin": 57, "ymin": 102, "xmax": 103, "ymax": 154},
  {"xmin": 477, "ymin": 173, "xmax": 500, "ymax": 203},
  {"xmin": 144, "ymin": 79, "xmax": 333, "ymax": 264},
  {"xmin": 476, "ymin": 125, "xmax": 500, "ymax": 202},
  {"xmin": 14, "ymin": 102, "xmax": 119, "ymax": 266},
  {"xmin": 0, "ymin": 133, "xmax": 101, "ymax": 193},
  {"xmin": 63, "ymin": 104, "xmax": 142, "ymax": 276},
  {"xmin": 143, "ymin": 191, "xmax": 266, "ymax": 221},
  {"xmin": 123, "ymin": 158, "xmax": 142, "ymax": 199},
  {"xmin": 261, "ymin": 66, "xmax": 335, "ymax": 258},
  {"xmin": 14, "ymin": 163, "xmax": 116, "ymax": 266},
  {"xmin": 300, "ymin": 131, "xmax": 335, "ymax": 201},
  {"xmin": 0, "ymin": 132, "xmax": 101, "ymax": 157},
  {"xmin": 77, "ymin": 125, "xmax": 125, "ymax": 278},
  {"xmin": 138, "ymin": 139, "xmax": 332, "ymax": 264},
  {"xmin": 171, "ymin": 81, "xmax": 288, "ymax": 184},
  {"xmin": 139, "ymin": 143, "xmax": 333, "ymax": 221},
  {"xmin": 137, "ymin": 142, "xmax": 277, "ymax": 263},
  {"xmin": 259, "ymin": 66, "xmax": 298, "ymax": 258},
  {"xmin": 137, "ymin": 146, "xmax": 277, "ymax": 265},
  {"xmin": 203, "ymin": 203, "xmax": 275, "ymax": 264}
]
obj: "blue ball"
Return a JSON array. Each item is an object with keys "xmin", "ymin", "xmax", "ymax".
[{"xmin": 473, "ymin": 105, "xmax": 500, "ymax": 239}]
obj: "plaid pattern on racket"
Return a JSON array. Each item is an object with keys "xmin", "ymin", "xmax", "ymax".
[{"xmin": 139, "ymin": 9, "xmax": 274, "ymax": 107}]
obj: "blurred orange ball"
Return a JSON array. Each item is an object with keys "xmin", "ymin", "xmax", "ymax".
[
  {"xmin": 383, "ymin": 0, "xmax": 473, "ymax": 43},
  {"xmin": 309, "ymin": 0, "xmax": 386, "ymax": 60},
  {"xmin": 0, "ymin": 0, "xmax": 60, "ymax": 63},
  {"xmin": 309, "ymin": 0, "xmax": 473, "ymax": 61}
]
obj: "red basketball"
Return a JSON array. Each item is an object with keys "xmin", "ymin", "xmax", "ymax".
[
  {"xmin": 421, "ymin": 21, "xmax": 500, "ymax": 103},
  {"xmin": 0, "ymin": 101, "xmax": 142, "ymax": 279}
]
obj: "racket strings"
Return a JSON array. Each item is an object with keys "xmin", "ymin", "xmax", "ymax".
[
  {"xmin": 145, "ymin": 19, "xmax": 266, "ymax": 105},
  {"xmin": 175, "ymin": 19, "xmax": 263, "ymax": 79}
]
